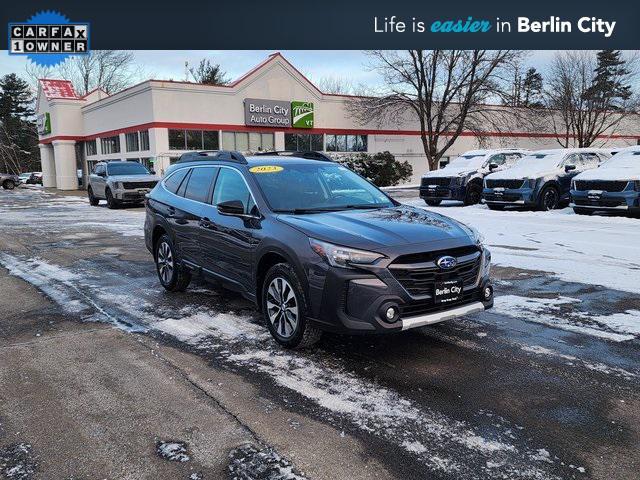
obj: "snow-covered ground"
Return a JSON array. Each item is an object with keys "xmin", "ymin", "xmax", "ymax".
[{"xmin": 406, "ymin": 199, "xmax": 640, "ymax": 295}]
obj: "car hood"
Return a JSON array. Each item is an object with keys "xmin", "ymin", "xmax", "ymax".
[
  {"xmin": 574, "ymin": 167, "xmax": 640, "ymax": 181},
  {"xmin": 423, "ymin": 166, "xmax": 476, "ymax": 178},
  {"xmin": 276, "ymin": 205, "xmax": 474, "ymax": 250},
  {"xmin": 485, "ymin": 167, "xmax": 558, "ymax": 181},
  {"xmin": 109, "ymin": 174, "xmax": 160, "ymax": 183}
]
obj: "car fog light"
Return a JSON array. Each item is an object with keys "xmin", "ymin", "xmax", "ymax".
[
  {"xmin": 386, "ymin": 307, "xmax": 396, "ymax": 320},
  {"xmin": 483, "ymin": 286, "xmax": 493, "ymax": 300}
]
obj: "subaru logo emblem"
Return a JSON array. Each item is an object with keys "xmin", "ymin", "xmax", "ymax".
[{"xmin": 437, "ymin": 256, "xmax": 457, "ymax": 270}]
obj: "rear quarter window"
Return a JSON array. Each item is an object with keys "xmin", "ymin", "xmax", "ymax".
[{"xmin": 163, "ymin": 168, "xmax": 189, "ymax": 194}]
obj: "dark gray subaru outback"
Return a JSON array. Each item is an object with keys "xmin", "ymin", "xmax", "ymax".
[{"xmin": 144, "ymin": 151, "xmax": 493, "ymax": 348}]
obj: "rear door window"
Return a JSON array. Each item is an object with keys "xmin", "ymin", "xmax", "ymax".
[{"xmin": 183, "ymin": 167, "xmax": 218, "ymax": 203}]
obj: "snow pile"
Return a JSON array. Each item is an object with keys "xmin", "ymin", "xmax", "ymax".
[
  {"xmin": 228, "ymin": 443, "xmax": 306, "ymax": 480},
  {"xmin": 156, "ymin": 441, "xmax": 190, "ymax": 462}
]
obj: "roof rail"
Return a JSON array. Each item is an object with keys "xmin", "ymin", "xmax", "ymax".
[
  {"xmin": 176, "ymin": 150, "xmax": 248, "ymax": 164},
  {"xmin": 255, "ymin": 150, "xmax": 334, "ymax": 162}
]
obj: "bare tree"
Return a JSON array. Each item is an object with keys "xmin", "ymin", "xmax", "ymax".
[
  {"xmin": 317, "ymin": 76, "xmax": 356, "ymax": 95},
  {"xmin": 25, "ymin": 51, "xmax": 138, "ymax": 95},
  {"xmin": 348, "ymin": 50, "xmax": 534, "ymax": 171},
  {"xmin": 546, "ymin": 50, "xmax": 639, "ymax": 147}
]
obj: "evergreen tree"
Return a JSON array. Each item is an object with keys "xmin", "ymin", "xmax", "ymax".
[
  {"xmin": 0, "ymin": 74, "xmax": 38, "ymax": 174},
  {"xmin": 188, "ymin": 59, "xmax": 229, "ymax": 86},
  {"xmin": 521, "ymin": 68, "xmax": 544, "ymax": 108},
  {"xmin": 583, "ymin": 50, "xmax": 632, "ymax": 109}
]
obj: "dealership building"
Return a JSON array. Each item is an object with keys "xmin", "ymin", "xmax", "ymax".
[{"xmin": 36, "ymin": 52, "xmax": 640, "ymax": 190}]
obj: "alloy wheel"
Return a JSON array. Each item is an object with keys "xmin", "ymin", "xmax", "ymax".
[
  {"xmin": 157, "ymin": 241, "xmax": 174, "ymax": 284},
  {"xmin": 543, "ymin": 189, "xmax": 558, "ymax": 210},
  {"xmin": 266, "ymin": 277, "xmax": 299, "ymax": 338}
]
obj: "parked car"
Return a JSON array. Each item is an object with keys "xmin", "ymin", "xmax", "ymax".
[
  {"xmin": 571, "ymin": 146, "xmax": 640, "ymax": 216},
  {"xmin": 88, "ymin": 160, "xmax": 160, "ymax": 209},
  {"xmin": 144, "ymin": 150, "xmax": 493, "ymax": 349},
  {"xmin": 482, "ymin": 148, "xmax": 610, "ymax": 211},
  {"xmin": 420, "ymin": 149, "xmax": 527, "ymax": 206},
  {"xmin": 18, "ymin": 172, "xmax": 43, "ymax": 185},
  {"xmin": 1, "ymin": 173, "xmax": 20, "ymax": 190}
]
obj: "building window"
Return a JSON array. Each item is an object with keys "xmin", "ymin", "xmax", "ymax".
[
  {"xmin": 222, "ymin": 131, "xmax": 273, "ymax": 152},
  {"xmin": 325, "ymin": 134, "xmax": 367, "ymax": 152},
  {"xmin": 85, "ymin": 139, "xmax": 97, "ymax": 156},
  {"xmin": 168, "ymin": 129, "xmax": 219, "ymax": 150},
  {"xmin": 125, "ymin": 132, "xmax": 139, "ymax": 152},
  {"xmin": 284, "ymin": 133, "xmax": 323, "ymax": 151},
  {"xmin": 101, "ymin": 135, "xmax": 120, "ymax": 154},
  {"xmin": 140, "ymin": 130, "xmax": 150, "ymax": 150}
]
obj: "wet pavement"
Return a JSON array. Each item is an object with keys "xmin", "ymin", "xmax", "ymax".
[{"xmin": 0, "ymin": 186, "xmax": 638, "ymax": 479}]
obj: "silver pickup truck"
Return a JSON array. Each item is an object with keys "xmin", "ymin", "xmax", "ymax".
[{"xmin": 1, "ymin": 173, "xmax": 20, "ymax": 190}]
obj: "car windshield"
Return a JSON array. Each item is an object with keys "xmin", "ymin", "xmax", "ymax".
[
  {"xmin": 250, "ymin": 162, "xmax": 395, "ymax": 213},
  {"xmin": 601, "ymin": 152, "xmax": 640, "ymax": 168},
  {"xmin": 107, "ymin": 162, "xmax": 150, "ymax": 176},
  {"xmin": 447, "ymin": 154, "xmax": 487, "ymax": 169},
  {"xmin": 511, "ymin": 153, "xmax": 564, "ymax": 170}
]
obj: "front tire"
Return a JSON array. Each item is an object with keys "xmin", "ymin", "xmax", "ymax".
[
  {"xmin": 262, "ymin": 263, "xmax": 322, "ymax": 349},
  {"xmin": 2, "ymin": 180, "xmax": 15, "ymax": 190},
  {"xmin": 537, "ymin": 185, "xmax": 560, "ymax": 211},
  {"xmin": 88, "ymin": 186, "xmax": 99, "ymax": 206},
  {"xmin": 105, "ymin": 188, "xmax": 118, "ymax": 209},
  {"xmin": 463, "ymin": 183, "xmax": 483, "ymax": 206},
  {"xmin": 155, "ymin": 234, "xmax": 191, "ymax": 292},
  {"xmin": 424, "ymin": 199, "xmax": 442, "ymax": 207}
]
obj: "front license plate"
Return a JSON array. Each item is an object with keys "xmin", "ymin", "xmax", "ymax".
[{"xmin": 434, "ymin": 279, "xmax": 463, "ymax": 304}]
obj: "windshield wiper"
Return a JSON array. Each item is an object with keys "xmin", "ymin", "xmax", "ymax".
[
  {"xmin": 338, "ymin": 204, "xmax": 389, "ymax": 210},
  {"xmin": 273, "ymin": 208, "xmax": 341, "ymax": 214}
]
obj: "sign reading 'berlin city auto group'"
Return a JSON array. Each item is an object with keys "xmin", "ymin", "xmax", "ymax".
[{"xmin": 244, "ymin": 98, "xmax": 314, "ymax": 128}]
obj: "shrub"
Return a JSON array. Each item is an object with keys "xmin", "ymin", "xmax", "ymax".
[{"xmin": 336, "ymin": 151, "xmax": 413, "ymax": 187}]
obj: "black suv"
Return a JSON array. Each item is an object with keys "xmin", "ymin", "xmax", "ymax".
[{"xmin": 144, "ymin": 151, "xmax": 493, "ymax": 348}]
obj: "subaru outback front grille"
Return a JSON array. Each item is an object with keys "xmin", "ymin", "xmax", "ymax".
[{"xmin": 389, "ymin": 246, "xmax": 482, "ymax": 297}]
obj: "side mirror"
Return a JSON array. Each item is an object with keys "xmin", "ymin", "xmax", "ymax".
[
  {"xmin": 564, "ymin": 164, "xmax": 576, "ymax": 172},
  {"xmin": 98, "ymin": 171, "xmax": 106, "ymax": 177},
  {"xmin": 489, "ymin": 163, "xmax": 499, "ymax": 171},
  {"xmin": 217, "ymin": 199, "xmax": 245, "ymax": 216},
  {"xmin": 150, "ymin": 170, "xmax": 156, "ymax": 175}
]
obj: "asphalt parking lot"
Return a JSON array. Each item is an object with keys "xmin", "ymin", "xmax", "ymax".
[{"xmin": 1, "ymin": 186, "xmax": 639, "ymax": 480}]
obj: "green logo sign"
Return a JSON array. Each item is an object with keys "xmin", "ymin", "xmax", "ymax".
[
  {"xmin": 37, "ymin": 112, "xmax": 51, "ymax": 135},
  {"xmin": 291, "ymin": 101, "xmax": 314, "ymax": 128}
]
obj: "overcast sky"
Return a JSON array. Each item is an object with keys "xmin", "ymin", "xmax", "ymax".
[{"xmin": 0, "ymin": 50, "xmax": 561, "ymax": 92}]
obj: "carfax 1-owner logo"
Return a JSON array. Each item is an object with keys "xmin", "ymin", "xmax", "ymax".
[{"xmin": 8, "ymin": 11, "xmax": 90, "ymax": 66}]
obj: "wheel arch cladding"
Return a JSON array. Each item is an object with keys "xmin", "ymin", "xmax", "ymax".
[{"xmin": 152, "ymin": 226, "xmax": 167, "ymax": 254}]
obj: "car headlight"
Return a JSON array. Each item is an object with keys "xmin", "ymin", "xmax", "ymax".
[
  {"xmin": 524, "ymin": 178, "xmax": 537, "ymax": 189},
  {"xmin": 309, "ymin": 238, "xmax": 385, "ymax": 269},
  {"xmin": 571, "ymin": 180, "xmax": 576, "ymax": 190},
  {"xmin": 455, "ymin": 175, "xmax": 468, "ymax": 186},
  {"xmin": 113, "ymin": 182, "xmax": 122, "ymax": 189}
]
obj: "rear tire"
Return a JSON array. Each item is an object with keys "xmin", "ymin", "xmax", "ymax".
[
  {"xmin": 487, "ymin": 204, "xmax": 505, "ymax": 211},
  {"xmin": 88, "ymin": 186, "xmax": 99, "ymax": 206},
  {"xmin": 537, "ymin": 185, "xmax": 560, "ymax": 211},
  {"xmin": 105, "ymin": 188, "xmax": 118, "ymax": 209},
  {"xmin": 2, "ymin": 180, "xmax": 15, "ymax": 190},
  {"xmin": 463, "ymin": 183, "xmax": 483, "ymax": 206},
  {"xmin": 573, "ymin": 207, "xmax": 593, "ymax": 216},
  {"xmin": 155, "ymin": 234, "xmax": 191, "ymax": 292},
  {"xmin": 424, "ymin": 199, "xmax": 442, "ymax": 207},
  {"xmin": 262, "ymin": 263, "xmax": 322, "ymax": 349}
]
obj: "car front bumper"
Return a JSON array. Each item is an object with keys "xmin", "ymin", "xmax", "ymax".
[
  {"xmin": 305, "ymin": 246, "xmax": 493, "ymax": 334},
  {"xmin": 114, "ymin": 188, "xmax": 152, "ymax": 202},
  {"xmin": 571, "ymin": 189, "xmax": 640, "ymax": 210},
  {"xmin": 419, "ymin": 183, "xmax": 466, "ymax": 201},
  {"xmin": 483, "ymin": 187, "xmax": 536, "ymax": 206}
]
